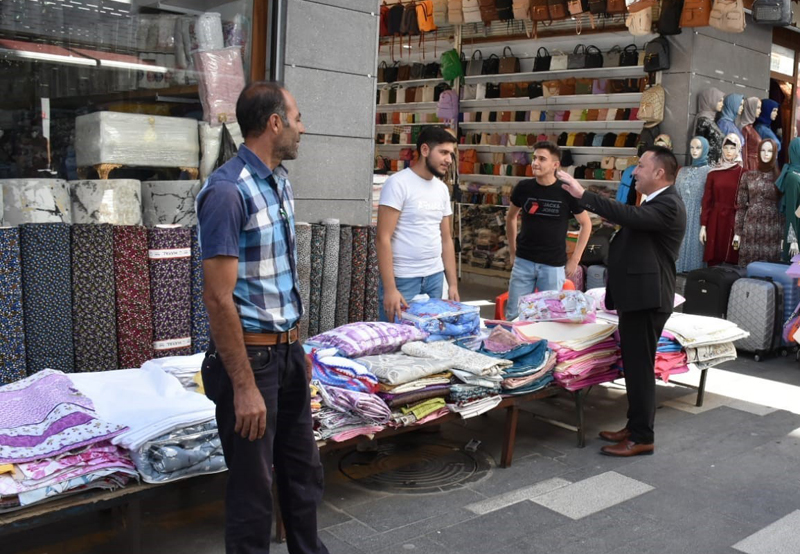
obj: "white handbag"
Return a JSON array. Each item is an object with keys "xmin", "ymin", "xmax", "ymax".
[
  {"xmin": 550, "ymin": 51, "xmax": 569, "ymax": 71},
  {"xmin": 475, "ymin": 82, "xmax": 487, "ymax": 100},
  {"xmin": 379, "ymin": 88, "xmax": 390, "ymax": 105},
  {"xmin": 461, "ymin": 83, "xmax": 478, "ymax": 100},
  {"xmin": 462, "ymin": 0, "xmax": 483, "ymax": 22},
  {"xmin": 421, "ymin": 84, "xmax": 435, "ymax": 103}
]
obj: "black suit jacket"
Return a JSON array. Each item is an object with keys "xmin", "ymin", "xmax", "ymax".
[{"xmin": 580, "ymin": 186, "xmax": 686, "ymax": 314}]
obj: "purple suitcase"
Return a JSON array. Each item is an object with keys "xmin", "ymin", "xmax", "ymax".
[{"xmin": 746, "ymin": 262, "xmax": 800, "ymax": 342}]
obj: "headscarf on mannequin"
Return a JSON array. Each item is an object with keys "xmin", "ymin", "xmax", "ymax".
[
  {"xmin": 690, "ymin": 136, "xmax": 710, "ymax": 167},
  {"xmin": 694, "ymin": 87, "xmax": 725, "ymax": 127},
  {"xmin": 755, "ymin": 98, "xmax": 782, "ymax": 154},
  {"xmin": 654, "ymin": 134, "xmax": 673, "ymax": 150},
  {"xmin": 720, "ymin": 93, "xmax": 744, "ymax": 124},
  {"xmin": 757, "ymin": 138, "xmax": 779, "ymax": 176},
  {"xmin": 739, "ymin": 97, "xmax": 760, "ymax": 128},
  {"xmin": 709, "ymin": 133, "xmax": 742, "ymax": 173},
  {"xmin": 776, "ymin": 137, "xmax": 800, "ymax": 197}
]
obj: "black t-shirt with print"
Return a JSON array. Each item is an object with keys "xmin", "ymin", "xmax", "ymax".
[{"xmin": 511, "ymin": 178, "xmax": 584, "ymax": 267}]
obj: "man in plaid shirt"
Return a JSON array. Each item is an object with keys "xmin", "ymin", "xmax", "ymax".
[{"xmin": 197, "ymin": 82, "xmax": 329, "ymax": 554}]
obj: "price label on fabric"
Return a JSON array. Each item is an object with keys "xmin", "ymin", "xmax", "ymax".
[
  {"xmin": 153, "ymin": 337, "xmax": 192, "ymax": 351},
  {"xmin": 148, "ymin": 248, "xmax": 191, "ymax": 259}
]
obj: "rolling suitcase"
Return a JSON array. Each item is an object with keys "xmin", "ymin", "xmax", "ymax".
[
  {"xmin": 746, "ymin": 262, "xmax": 800, "ymax": 329},
  {"xmin": 726, "ymin": 277, "xmax": 783, "ymax": 361},
  {"xmin": 674, "ymin": 272, "xmax": 688, "ymax": 313},
  {"xmin": 683, "ymin": 265, "xmax": 745, "ymax": 319},
  {"xmin": 586, "ymin": 265, "xmax": 607, "ymax": 290}
]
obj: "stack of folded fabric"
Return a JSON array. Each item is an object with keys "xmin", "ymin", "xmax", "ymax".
[
  {"xmin": 142, "ymin": 353, "xmax": 205, "ymax": 390},
  {"xmin": 447, "ymin": 384, "xmax": 502, "ymax": 418},
  {"xmin": 399, "ymin": 298, "xmax": 481, "ymax": 342},
  {"xmin": 655, "ymin": 333, "xmax": 690, "ymax": 382},
  {"xmin": 355, "ymin": 352, "xmax": 454, "ymax": 427},
  {"xmin": 516, "ymin": 321, "xmax": 620, "ymax": 391},
  {"xmin": 314, "ymin": 381, "xmax": 390, "ymax": 441},
  {"xmin": 478, "ymin": 327, "xmax": 556, "ymax": 395},
  {"xmin": 0, "ymin": 370, "xmax": 137, "ymax": 512},
  {"xmin": 311, "ymin": 348, "xmax": 379, "ymax": 393},
  {"xmin": 663, "ymin": 313, "xmax": 748, "ymax": 370}
]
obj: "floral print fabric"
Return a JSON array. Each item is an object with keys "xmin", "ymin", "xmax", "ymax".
[
  {"xmin": 348, "ymin": 226, "xmax": 369, "ymax": 323},
  {"xmin": 71, "ymin": 224, "xmax": 118, "ymax": 372},
  {"xmin": 148, "ymin": 227, "xmax": 192, "ymax": 358},
  {"xmin": 0, "ymin": 228, "xmax": 26, "ymax": 384},
  {"xmin": 190, "ymin": 227, "xmax": 210, "ymax": 354},
  {"xmin": 114, "ymin": 226, "xmax": 155, "ymax": 369}
]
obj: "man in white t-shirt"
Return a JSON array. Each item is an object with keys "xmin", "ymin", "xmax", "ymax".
[{"xmin": 377, "ymin": 126, "xmax": 459, "ymax": 322}]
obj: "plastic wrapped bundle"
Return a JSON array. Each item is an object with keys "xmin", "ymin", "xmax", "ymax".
[
  {"xmin": 400, "ymin": 299, "xmax": 481, "ymax": 342},
  {"xmin": 199, "ymin": 121, "xmax": 244, "ymax": 181},
  {"xmin": 195, "ymin": 12, "xmax": 224, "ymax": 51},
  {"xmin": 75, "ymin": 112, "xmax": 199, "ymax": 168},
  {"xmin": 518, "ymin": 290, "xmax": 597, "ymax": 324},
  {"xmin": 194, "ymin": 48, "xmax": 245, "ymax": 125},
  {"xmin": 1, "ymin": 179, "xmax": 71, "ymax": 225}
]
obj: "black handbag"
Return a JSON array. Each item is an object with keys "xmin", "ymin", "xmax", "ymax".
[
  {"xmin": 486, "ymin": 83, "xmax": 501, "ymax": 98},
  {"xmin": 533, "ymin": 47, "xmax": 552, "ymax": 72},
  {"xmin": 482, "ymin": 54, "xmax": 500, "ymax": 75},
  {"xmin": 644, "ymin": 37, "xmax": 670, "ymax": 72},
  {"xmin": 620, "ymin": 44, "xmax": 639, "ymax": 67},
  {"xmin": 568, "ymin": 45, "xmax": 587, "ymax": 69},
  {"xmin": 585, "ymin": 45, "xmax": 603, "ymax": 68},
  {"xmin": 528, "ymin": 81, "xmax": 544, "ymax": 99},
  {"xmin": 424, "ymin": 62, "xmax": 441, "ymax": 78},
  {"xmin": 557, "ymin": 132, "xmax": 569, "ymax": 146},
  {"xmin": 658, "ymin": 0, "xmax": 684, "ymax": 33},
  {"xmin": 384, "ymin": 61, "xmax": 400, "ymax": 83},
  {"xmin": 581, "ymin": 227, "xmax": 614, "ymax": 265},
  {"xmin": 410, "ymin": 63, "xmax": 425, "ymax": 79}
]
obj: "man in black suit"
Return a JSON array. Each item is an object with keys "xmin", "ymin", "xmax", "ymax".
[{"xmin": 559, "ymin": 146, "xmax": 686, "ymax": 457}]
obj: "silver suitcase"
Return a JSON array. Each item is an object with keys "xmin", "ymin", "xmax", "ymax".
[
  {"xmin": 586, "ymin": 265, "xmax": 607, "ymax": 290},
  {"xmin": 727, "ymin": 277, "xmax": 783, "ymax": 361}
]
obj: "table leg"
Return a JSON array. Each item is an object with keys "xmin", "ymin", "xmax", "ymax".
[
  {"xmin": 501, "ymin": 405, "xmax": 519, "ymax": 468},
  {"xmin": 696, "ymin": 369, "xmax": 708, "ymax": 407},
  {"xmin": 126, "ymin": 497, "xmax": 142, "ymax": 554},
  {"xmin": 575, "ymin": 390, "xmax": 586, "ymax": 448}
]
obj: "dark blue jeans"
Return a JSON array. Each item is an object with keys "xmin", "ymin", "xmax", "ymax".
[{"xmin": 202, "ymin": 339, "xmax": 328, "ymax": 554}]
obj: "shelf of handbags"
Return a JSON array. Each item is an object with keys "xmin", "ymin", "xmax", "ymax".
[
  {"xmin": 376, "ymin": 101, "xmax": 439, "ymax": 113},
  {"xmin": 459, "ymin": 120, "xmax": 645, "ymax": 131},
  {"xmin": 462, "ymin": 63, "xmax": 647, "ymax": 85},
  {"xmin": 460, "ymin": 92, "xmax": 643, "ymax": 110}
]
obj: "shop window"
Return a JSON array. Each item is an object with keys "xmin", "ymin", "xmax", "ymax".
[{"xmin": 0, "ymin": 0, "xmax": 257, "ymax": 181}]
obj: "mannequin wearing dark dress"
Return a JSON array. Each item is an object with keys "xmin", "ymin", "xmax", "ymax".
[
  {"xmin": 734, "ymin": 138, "xmax": 784, "ymax": 267},
  {"xmin": 740, "ymin": 97, "xmax": 762, "ymax": 172},
  {"xmin": 693, "ymin": 88, "xmax": 725, "ymax": 166},
  {"xmin": 701, "ymin": 134, "xmax": 744, "ymax": 266}
]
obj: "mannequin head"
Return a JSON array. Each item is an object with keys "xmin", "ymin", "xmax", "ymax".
[
  {"xmin": 720, "ymin": 133, "xmax": 743, "ymax": 166},
  {"xmin": 721, "ymin": 93, "xmax": 745, "ymax": 122},
  {"xmin": 756, "ymin": 101, "xmax": 762, "ymax": 118},
  {"xmin": 716, "ymin": 98, "xmax": 724, "ymax": 112},
  {"xmin": 689, "ymin": 136, "xmax": 710, "ymax": 167},
  {"xmin": 722, "ymin": 142, "xmax": 738, "ymax": 162},
  {"xmin": 760, "ymin": 141, "xmax": 774, "ymax": 164},
  {"xmin": 741, "ymin": 97, "xmax": 762, "ymax": 128},
  {"xmin": 697, "ymin": 88, "xmax": 726, "ymax": 118},
  {"xmin": 757, "ymin": 99, "xmax": 781, "ymax": 128},
  {"xmin": 771, "ymin": 108, "xmax": 778, "ymax": 121},
  {"xmin": 737, "ymin": 100, "xmax": 744, "ymax": 116},
  {"xmin": 758, "ymin": 138, "xmax": 779, "ymax": 174}
]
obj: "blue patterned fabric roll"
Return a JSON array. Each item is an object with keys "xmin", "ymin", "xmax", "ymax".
[
  {"xmin": 0, "ymin": 227, "xmax": 27, "ymax": 384},
  {"xmin": 72, "ymin": 224, "xmax": 118, "ymax": 372},
  {"xmin": 191, "ymin": 226, "xmax": 210, "ymax": 354},
  {"xmin": 20, "ymin": 223, "xmax": 74, "ymax": 375}
]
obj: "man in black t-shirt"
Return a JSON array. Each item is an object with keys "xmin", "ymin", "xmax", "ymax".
[{"xmin": 505, "ymin": 141, "xmax": 592, "ymax": 319}]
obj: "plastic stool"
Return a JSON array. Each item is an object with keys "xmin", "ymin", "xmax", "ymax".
[{"xmin": 494, "ymin": 279, "xmax": 576, "ymax": 321}]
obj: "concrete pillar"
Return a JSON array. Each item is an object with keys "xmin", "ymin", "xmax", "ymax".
[{"xmin": 282, "ymin": 0, "xmax": 380, "ymax": 225}]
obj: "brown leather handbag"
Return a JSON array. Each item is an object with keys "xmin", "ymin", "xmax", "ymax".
[
  {"xmin": 531, "ymin": 0, "xmax": 551, "ymax": 20},
  {"xmin": 606, "ymin": 0, "xmax": 627, "ymax": 14},
  {"xmin": 500, "ymin": 83, "xmax": 517, "ymax": 98},
  {"xmin": 499, "ymin": 46, "xmax": 521, "ymax": 74},
  {"xmin": 560, "ymin": 77, "xmax": 577, "ymax": 96},
  {"xmin": 681, "ymin": 0, "xmax": 713, "ymax": 26},
  {"xmin": 548, "ymin": 0, "xmax": 570, "ymax": 19}
]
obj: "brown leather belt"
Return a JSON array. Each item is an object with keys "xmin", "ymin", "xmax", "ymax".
[{"xmin": 242, "ymin": 328, "xmax": 299, "ymax": 346}]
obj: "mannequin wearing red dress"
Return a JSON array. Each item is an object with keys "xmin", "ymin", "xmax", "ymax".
[
  {"xmin": 700, "ymin": 134, "xmax": 744, "ymax": 266},
  {"xmin": 740, "ymin": 97, "xmax": 762, "ymax": 172}
]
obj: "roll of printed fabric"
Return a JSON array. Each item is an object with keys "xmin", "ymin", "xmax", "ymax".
[
  {"xmin": 148, "ymin": 226, "xmax": 192, "ymax": 358},
  {"xmin": 0, "ymin": 228, "xmax": 26, "ymax": 384},
  {"xmin": 364, "ymin": 225, "xmax": 380, "ymax": 322},
  {"xmin": 295, "ymin": 222, "xmax": 312, "ymax": 341},
  {"xmin": 348, "ymin": 226, "xmax": 369, "ymax": 323},
  {"xmin": 319, "ymin": 219, "xmax": 340, "ymax": 334},
  {"xmin": 72, "ymin": 224, "xmax": 118, "ymax": 372},
  {"xmin": 308, "ymin": 224, "xmax": 325, "ymax": 337},
  {"xmin": 190, "ymin": 226, "xmax": 210, "ymax": 354},
  {"xmin": 335, "ymin": 225, "xmax": 352, "ymax": 328},
  {"xmin": 20, "ymin": 223, "xmax": 74, "ymax": 374},
  {"xmin": 114, "ymin": 226, "xmax": 155, "ymax": 369}
]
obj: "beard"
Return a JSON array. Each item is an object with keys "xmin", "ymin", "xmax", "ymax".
[{"xmin": 425, "ymin": 156, "xmax": 446, "ymax": 179}]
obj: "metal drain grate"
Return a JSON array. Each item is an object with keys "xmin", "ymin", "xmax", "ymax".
[{"xmin": 338, "ymin": 436, "xmax": 492, "ymax": 494}]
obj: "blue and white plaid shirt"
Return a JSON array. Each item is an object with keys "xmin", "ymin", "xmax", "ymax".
[{"xmin": 196, "ymin": 145, "xmax": 302, "ymax": 333}]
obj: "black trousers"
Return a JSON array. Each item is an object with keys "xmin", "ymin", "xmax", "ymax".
[
  {"xmin": 617, "ymin": 309, "xmax": 671, "ymax": 445},
  {"xmin": 202, "ymin": 340, "xmax": 329, "ymax": 554}
]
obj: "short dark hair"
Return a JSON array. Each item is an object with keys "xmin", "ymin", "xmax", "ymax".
[
  {"xmin": 416, "ymin": 126, "xmax": 457, "ymax": 155},
  {"xmin": 533, "ymin": 141, "xmax": 561, "ymax": 162},
  {"xmin": 645, "ymin": 146, "xmax": 678, "ymax": 182},
  {"xmin": 236, "ymin": 81, "xmax": 287, "ymax": 139}
]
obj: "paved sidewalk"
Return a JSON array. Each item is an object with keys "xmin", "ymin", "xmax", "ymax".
[{"xmin": 13, "ymin": 353, "xmax": 800, "ymax": 554}]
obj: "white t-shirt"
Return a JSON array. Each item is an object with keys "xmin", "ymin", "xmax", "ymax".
[{"xmin": 379, "ymin": 167, "xmax": 453, "ymax": 278}]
